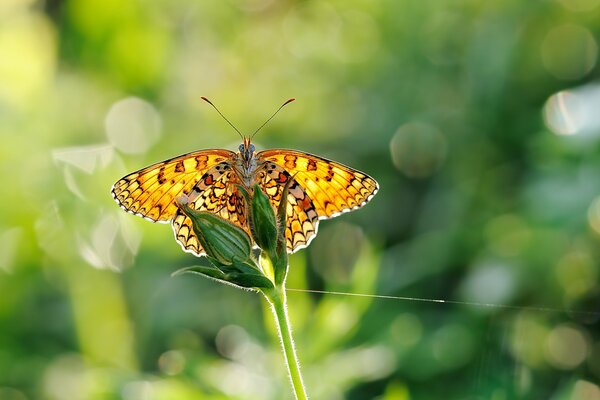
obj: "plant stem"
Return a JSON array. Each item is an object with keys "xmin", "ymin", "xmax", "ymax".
[{"xmin": 263, "ymin": 286, "xmax": 308, "ymax": 400}]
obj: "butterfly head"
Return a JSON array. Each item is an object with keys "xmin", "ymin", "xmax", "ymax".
[{"xmin": 239, "ymin": 137, "xmax": 255, "ymax": 162}]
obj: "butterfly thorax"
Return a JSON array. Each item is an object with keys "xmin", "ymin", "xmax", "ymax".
[{"xmin": 234, "ymin": 139, "xmax": 258, "ymax": 188}]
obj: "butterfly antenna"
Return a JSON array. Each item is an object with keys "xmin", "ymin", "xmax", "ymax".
[
  {"xmin": 201, "ymin": 97, "xmax": 244, "ymax": 140},
  {"xmin": 251, "ymin": 98, "xmax": 296, "ymax": 140}
]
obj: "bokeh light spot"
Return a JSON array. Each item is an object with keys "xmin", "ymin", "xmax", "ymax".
[
  {"xmin": 205, "ymin": 362, "xmax": 272, "ymax": 398},
  {"xmin": 389, "ymin": 122, "xmax": 446, "ymax": 178},
  {"xmin": 77, "ymin": 213, "xmax": 141, "ymax": 271},
  {"xmin": 320, "ymin": 302, "xmax": 360, "ymax": 338},
  {"xmin": 122, "ymin": 381, "xmax": 153, "ymax": 400},
  {"xmin": 571, "ymin": 380, "xmax": 600, "ymax": 400},
  {"xmin": 43, "ymin": 355, "xmax": 88, "ymax": 400},
  {"xmin": 105, "ymin": 97, "xmax": 161, "ymax": 154},
  {"xmin": 460, "ymin": 261, "xmax": 516, "ymax": 305},
  {"xmin": 352, "ymin": 346, "xmax": 396, "ymax": 380},
  {"xmin": 158, "ymin": 350, "xmax": 186, "ymax": 376},
  {"xmin": 52, "ymin": 144, "xmax": 115, "ymax": 174},
  {"xmin": 545, "ymin": 324, "xmax": 589, "ymax": 369},
  {"xmin": 310, "ymin": 222, "xmax": 364, "ymax": 283},
  {"xmin": 544, "ymin": 84, "xmax": 600, "ymax": 137},
  {"xmin": 541, "ymin": 24, "xmax": 597, "ymax": 80},
  {"xmin": 543, "ymin": 90, "xmax": 583, "ymax": 135},
  {"xmin": 323, "ymin": 346, "xmax": 396, "ymax": 382},
  {"xmin": 52, "ymin": 144, "xmax": 116, "ymax": 200},
  {"xmin": 511, "ymin": 313, "xmax": 549, "ymax": 367},
  {"xmin": 555, "ymin": 251, "xmax": 596, "ymax": 299},
  {"xmin": 215, "ymin": 325, "xmax": 250, "ymax": 361}
]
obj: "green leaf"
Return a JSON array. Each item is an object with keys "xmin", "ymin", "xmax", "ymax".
[
  {"xmin": 172, "ymin": 264, "xmax": 227, "ymax": 279},
  {"xmin": 172, "ymin": 263, "xmax": 273, "ymax": 289}
]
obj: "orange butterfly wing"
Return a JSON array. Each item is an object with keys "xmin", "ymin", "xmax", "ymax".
[
  {"xmin": 172, "ymin": 163, "xmax": 248, "ymax": 256},
  {"xmin": 111, "ymin": 149, "xmax": 235, "ymax": 222},
  {"xmin": 257, "ymin": 149, "xmax": 379, "ymax": 219},
  {"xmin": 172, "ymin": 160, "xmax": 321, "ymax": 256},
  {"xmin": 256, "ymin": 161, "xmax": 320, "ymax": 252}
]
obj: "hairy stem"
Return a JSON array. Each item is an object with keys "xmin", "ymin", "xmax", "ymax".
[{"xmin": 263, "ymin": 286, "xmax": 308, "ymax": 400}]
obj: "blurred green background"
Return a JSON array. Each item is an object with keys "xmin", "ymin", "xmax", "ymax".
[{"xmin": 1, "ymin": 0, "xmax": 600, "ymax": 399}]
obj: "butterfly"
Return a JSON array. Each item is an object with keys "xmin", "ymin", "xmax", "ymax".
[{"xmin": 111, "ymin": 98, "xmax": 378, "ymax": 256}]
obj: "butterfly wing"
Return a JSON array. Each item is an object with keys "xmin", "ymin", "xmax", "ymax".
[
  {"xmin": 172, "ymin": 163, "xmax": 248, "ymax": 256},
  {"xmin": 258, "ymin": 149, "xmax": 379, "ymax": 219},
  {"xmin": 257, "ymin": 162, "xmax": 320, "ymax": 252},
  {"xmin": 113, "ymin": 147, "xmax": 378, "ymax": 256},
  {"xmin": 111, "ymin": 149, "xmax": 235, "ymax": 222}
]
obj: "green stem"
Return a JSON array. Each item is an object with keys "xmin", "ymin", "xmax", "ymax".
[{"xmin": 263, "ymin": 286, "xmax": 308, "ymax": 400}]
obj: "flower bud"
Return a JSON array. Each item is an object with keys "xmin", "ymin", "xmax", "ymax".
[
  {"xmin": 250, "ymin": 184, "xmax": 278, "ymax": 256},
  {"xmin": 178, "ymin": 202, "xmax": 252, "ymax": 266}
]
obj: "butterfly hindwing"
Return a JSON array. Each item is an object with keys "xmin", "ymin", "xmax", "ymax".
[
  {"xmin": 257, "ymin": 149, "xmax": 379, "ymax": 219},
  {"xmin": 257, "ymin": 162, "xmax": 320, "ymax": 252},
  {"xmin": 111, "ymin": 149, "xmax": 234, "ymax": 222},
  {"xmin": 172, "ymin": 163, "xmax": 248, "ymax": 256}
]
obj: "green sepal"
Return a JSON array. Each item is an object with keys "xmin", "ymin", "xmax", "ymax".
[
  {"xmin": 237, "ymin": 184, "xmax": 278, "ymax": 257},
  {"xmin": 276, "ymin": 176, "xmax": 293, "ymax": 252},
  {"xmin": 225, "ymin": 272, "xmax": 275, "ymax": 289},
  {"xmin": 221, "ymin": 258, "xmax": 274, "ymax": 288},
  {"xmin": 172, "ymin": 261, "xmax": 273, "ymax": 289},
  {"xmin": 178, "ymin": 202, "xmax": 252, "ymax": 265},
  {"xmin": 251, "ymin": 184, "xmax": 278, "ymax": 256},
  {"xmin": 239, "ymin": 182, "xmax": 291, "ymax": 286},
  {"xmin": 224, "ymin": 258, "xmax": 261, "ymax": 274},
  {"xmin": 273, "ymin": 176, "xmax": 294, "ymax": 286},
  {"xmin": 172, "ymin": 264, "xmax": 227, "ymax": 280}
]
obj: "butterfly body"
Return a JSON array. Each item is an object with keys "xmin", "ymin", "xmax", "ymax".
[
  {"xmin": 234, "ymin": 137, "xmax": 259, "ymax": 188},
  {"xmin": 112, "ymin": 138, "xmax": 378, "ymax": 256}
]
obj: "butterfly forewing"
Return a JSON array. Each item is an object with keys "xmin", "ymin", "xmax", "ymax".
[
  {"xmin": 111, "ymin": 149, "xmax": 234, "ymax": 222},
  {"xmin": 257, "ymin": 149, "xmax": 379, "ymax": 219}
]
